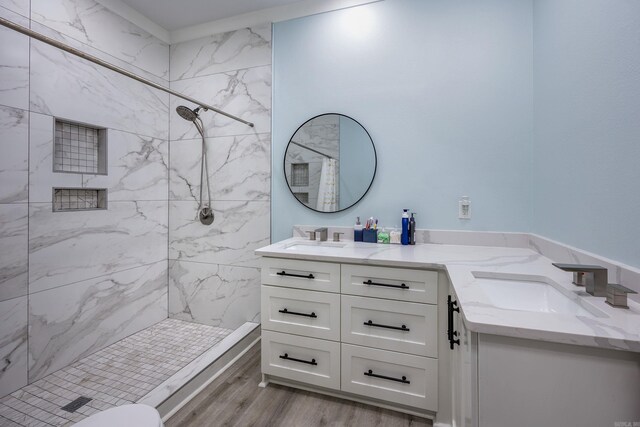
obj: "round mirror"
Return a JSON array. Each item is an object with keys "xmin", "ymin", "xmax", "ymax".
[{"xmin": 284, "ymin": 114, "xmax": 376, "ymax": 213}]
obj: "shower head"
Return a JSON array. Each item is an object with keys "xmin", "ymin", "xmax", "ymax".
[{"xmin": 176, "ymin": 105, "xmax": 201, "ymax": 122}]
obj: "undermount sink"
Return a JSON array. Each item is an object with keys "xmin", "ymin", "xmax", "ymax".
[
  {"xmin": 284, "ymin": 241, "xmax": 347, "ymax": 252},
  {"xmin": 471, "ymin": 272, "xmax": 607, "ymax": 318}
]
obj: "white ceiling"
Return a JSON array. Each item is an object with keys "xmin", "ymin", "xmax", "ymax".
[{"xmin": 119, "ymin": 0, "xmax": 305, "ymax": 31}]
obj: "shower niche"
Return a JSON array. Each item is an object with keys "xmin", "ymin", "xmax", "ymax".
[
  {"xmin": 53, "ymin": 188, "xmax": 107, "ymax": 212},
  {"xmin": 54, "ymin": 119, "xmax": 107, "ymax": 175},
  {"xmin": 52, "ymin": 119, "xmax": 109, "ymax": 211}
]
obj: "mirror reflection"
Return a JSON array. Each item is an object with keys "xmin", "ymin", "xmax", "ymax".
[{"xmin": 284, "ymin": 114, "xmax": 376, "ymax": 213}]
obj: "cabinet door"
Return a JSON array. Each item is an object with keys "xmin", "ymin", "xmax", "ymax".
[{"xmin": 450, "ymin": 291, "xmax": 478, "ymax": 427}]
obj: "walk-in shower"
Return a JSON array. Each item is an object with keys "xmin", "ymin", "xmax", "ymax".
[
  {"xmin": 0, "ymin": 13, "xmax": 263, "ymax": 424},
  {"xmin": 176, "ymin": 105, "xmax": 214, "ymax": 225}
]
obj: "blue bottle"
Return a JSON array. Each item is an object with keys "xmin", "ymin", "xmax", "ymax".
[{"xmin": 401, "ymin": 209, "xmax": 410, "ymax": 245}]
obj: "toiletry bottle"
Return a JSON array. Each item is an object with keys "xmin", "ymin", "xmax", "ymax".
[
  {"xmin": 354, "ymin": 217, "xmax": 363, "ymax": 242},
  {"xmin": 409, "ymin": 213, "xmax": 416, "ymax": 245},
  {"xmin": 401, "ymin": 209, "xmax": 410, "ymax": 245}
]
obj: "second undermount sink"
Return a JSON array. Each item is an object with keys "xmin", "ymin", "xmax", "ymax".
[
  {"xmin": 471, "ymin": 272, "xmax": 607, "ymax": 318},
  {"xmin": 284, "ymin": 240, "xmax": 347, "ymax": 252}
]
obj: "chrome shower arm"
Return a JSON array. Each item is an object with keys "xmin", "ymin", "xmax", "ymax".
[{"xmin": 0, "ymin": 16, "xmax": 254, "ymax": 128}]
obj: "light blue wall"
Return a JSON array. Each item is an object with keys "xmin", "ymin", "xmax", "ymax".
[
  {"xmin": 532, "ymin": 0, "xmax": 640, "ymax": 268},
  {"xmin": 338, "ymin": 116, "xmax": 376, "ymax": 209},
  {"xmin": 272, "ymin": 0, "xmax": 534, "ymax": 242}
]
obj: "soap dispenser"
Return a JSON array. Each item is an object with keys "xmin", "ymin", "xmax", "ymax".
[
  {"xmin": 409, "ymin": 213, "xmax": 416, "ymax": 245},
  {"xmin": 354, "ymin": 217, "xmax": 363, "ymax": 242}
]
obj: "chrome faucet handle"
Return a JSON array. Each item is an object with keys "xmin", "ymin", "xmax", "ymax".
[
  {"xmin": 314, "ymin": 227, "xmax": 328, "ymax": 242},
  {"xmin": 552, "ymin": 263, "xmax": 608, "ymax": 297},
  {"xmin": 606, "ymin": 284, "xmax": 637, "ymax": 309},
  {"xmin": 333, "ymin": 232, "xmax": 344, "ymax": 242},
  {"xmin": 306, "ymin": 231, "xmax": 316, "ymax": 241}
]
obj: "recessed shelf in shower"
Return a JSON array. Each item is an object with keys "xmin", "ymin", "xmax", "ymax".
[
  {"xmin": 53, "ymin": 188, "xmax": 107, "ymax": 212},
  {"xmin": 54, "ymin": 119, "xmax": 107, "ymax": 174}
]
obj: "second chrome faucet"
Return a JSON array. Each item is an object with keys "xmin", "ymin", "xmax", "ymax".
[{"xmin": 552, "ymin": 263, "xmax": 608, "ymax": 297}]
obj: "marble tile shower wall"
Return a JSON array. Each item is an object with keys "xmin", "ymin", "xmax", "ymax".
[
  {"xmin": 168, "ymin": 25, "xmax": 272, "ymax": 329},
  {"xmin": 0, "ymin": 0, "xmax": 170, "ymax": 397}
]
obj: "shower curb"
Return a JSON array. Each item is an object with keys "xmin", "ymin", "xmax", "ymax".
[{"xmin": 137, "ymin": 322, "xmax": 260, "ymax": 416}]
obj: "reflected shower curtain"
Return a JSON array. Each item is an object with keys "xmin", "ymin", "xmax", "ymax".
[{"xmin": 316, "ymin": 158, "xmax": 338, "ymax": 211}]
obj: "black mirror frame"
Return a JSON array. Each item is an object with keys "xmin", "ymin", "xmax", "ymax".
[{"xmin": 283, "ymin": 113, "xmax": 377, "ymax": 214}]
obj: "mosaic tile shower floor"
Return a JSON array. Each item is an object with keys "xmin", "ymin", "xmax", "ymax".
[{"xmin": 0, "ymin": 319, "xmax": 232, "ymax": 426}]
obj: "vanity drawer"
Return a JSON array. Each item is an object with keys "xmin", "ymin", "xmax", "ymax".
[
  {"xmin": 261, "ymin": 285, "xmax": 340, "ymax": 341},
  {"xmin": 341, "ymin": 295, "xmax": 437, "ymax": 358},
  {"xmin": 262, "ymin": 330, "xmax": 340, "ymax": 390},
  {"xmin": 341, "ymin": 343, "xmax": 438, "ymax": 411},
  {"xmin": 262, "ymin": 257, "xmax": 340, "ymax": 293},
  {"xmin": 341, "ymin": 264, "xmax": 437, "ymax": 304}
]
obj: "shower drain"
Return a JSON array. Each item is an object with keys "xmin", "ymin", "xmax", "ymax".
[{"xmin": 61, "ymin": 396, "xmax": 92, "ymax": 413}]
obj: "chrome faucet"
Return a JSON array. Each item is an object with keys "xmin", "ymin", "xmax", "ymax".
[
  {"xmin": 552, "ymin": 263, "xmax": 608, "ymax": 297},
  {"xmin": 315, "ymin": 227, "xmax": 328, "ymax": 242}
]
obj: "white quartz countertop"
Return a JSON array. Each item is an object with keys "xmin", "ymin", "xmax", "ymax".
[{"xmin": 256, "ymin": 238, "xmax": 640, "ymax": 353}]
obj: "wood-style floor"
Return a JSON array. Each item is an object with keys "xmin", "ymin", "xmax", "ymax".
[{"xmin": 166, "ymin": 343, "xmax": 431, "ymax": 427}]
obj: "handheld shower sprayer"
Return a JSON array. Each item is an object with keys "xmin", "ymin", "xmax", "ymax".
[{"xmin": 176, "ymin": 105, "xmax": 214, "ymax": 226}]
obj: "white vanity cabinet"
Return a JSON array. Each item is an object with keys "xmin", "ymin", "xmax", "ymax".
[
  {"xmin": 448, "ymin": 289, "xmax": 477, "ymax": 427},
  {"xmin": 448, "ymin": 286, "xmax": 640, "ymax": 427},
  {"xmin": 260, "ymin": 256, "xmax": 441, "ymax": 416}
]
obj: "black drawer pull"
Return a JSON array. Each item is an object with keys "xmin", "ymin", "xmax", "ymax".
[
  {"xmin": 447, "ymin": 295, "xmax": 461, "ymax": 350},
  {"xmin": 279, "ymin": 308, "xmax": 317, "ymax": 318},
  {"xmin": 279, "ymin": 353, "xmax": 317, "ymax": 365},
  {"xmin": 363, "ymin": 320, "xmax": 409, "ymax": 331},
  {"xmin": 363, "ymin": 279, "xmax": 409, "ymax": 290},
  {"xmin": 364, "ymin": 369, "xmax": 410, "ymax": 384},
  {"xmin": 277, "ymin": 270, "xmax": 315, "ymax": 279}
]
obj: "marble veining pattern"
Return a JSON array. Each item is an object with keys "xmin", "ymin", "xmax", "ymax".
[
  {"xmin": 0, "ymin": 319, "xmax": 231, "ymax": 425},
  {"xmin": 0, "ymin": 0, "xmax": 29, "ymax": 17},
  {"xmin": 169, "ymin": 200, "xmax": 269, "ymax": 268},
  {"xmin": 169, "ymin": 133, "xmax": 270, "ymax": 202},
  {"xmin": 258, "ymin": 237, "xmax": 640, "ymax": 353},
  {"xmin": 0, "ymin": 105, "xmax": 28, "ymax": 204},
  {"xmin": 82, "ymin": 129, "xmax": 168, "ymax": 202},
  {"xmin": 170, "ymin": 25, "xmax": 271, "ymax": 81},
  {"xmin": 28, "ymin": 113, "xmax": 167, "ymax": 203},
  {"xmin": 167, "ymin": 25, "xmax": 272, "ymax": 331},
  {"xmin": 0, "ymin": 205, "xmax": 27, "ymax": 302},
  {"xmin": 28, "ymin": 262, "xmax": 168, "ymax": 382},
  {"xmin": 0, "ymin": 297, "xmax": 27, "ymax": 398},
  {"xmin": 528, "ymin": 233, "xmax": 640, "ymax": 303},
  {"xmin": 169, "ymin": 65, "xmax": 271, "ymax": 139},
  {"xmin": 169, "ymin": 261, "xmax": 261, "ymax": 328},
  {"xmin": 30, "ymin": 0, "xmax": 169, "ymax": 79},
  {"xmin": 30, "ymin": 41, "xmax": 169, "ymax": 139},
  {"xmin": 28, "ymin": 201, "xmax": 168, "ymax": 293},
  {"xmin": 29, "ymin": 112, "xmax": 82, "ymax": 203},
  {"xmin": 0, "ymin": 13, "xmax": 29, "ymax": 111},
  {"xmin": 29, "ymin": 20, "xmax": 169, "ymax": 88}
]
